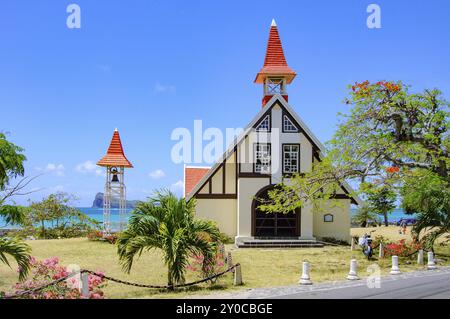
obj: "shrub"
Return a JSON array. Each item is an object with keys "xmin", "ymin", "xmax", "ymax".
[
  {"xmin": 383, "ymin": 239, "xmax": 422, "ymax": 257},
  {"xmin": 319, "ymin": 237, "xmax": 350, "ymax": 246},
  {"xmin": 187, "ymin": 249, "xmax": 225, "ymax": 284},
  {"xmin": 87, "ymin": 230, "xmax": 117, "ymax": 244},
  {"xmin": 217, "ymin": 232, "xmax": 234, "ymax": 244},
  {"xmin": 4, "ymin": 257, "xmax": 106, "ymax": 299}
]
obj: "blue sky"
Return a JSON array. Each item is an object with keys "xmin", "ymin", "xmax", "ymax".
[{"xmin": 1, "ymin": 0, "xmax": 449, "ymax": 206}]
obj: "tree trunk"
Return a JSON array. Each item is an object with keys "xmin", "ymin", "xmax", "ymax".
[
  {"xmin": 167, "ymin": 270, "xmax": 174, "ymax": 290},
  {"xmin": 383, "ymin": 212, "xmax": 388, "ymax": 227},
  {"xmin": 41, "ymin": 220, "xmax": 46, "ymax": 239}
]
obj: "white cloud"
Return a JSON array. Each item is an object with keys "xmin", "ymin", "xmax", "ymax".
[
  {"xmin": 170, "ymin": 180, "xmax": 184, "ymax": 196},
  {"xmin": 75, "ymin": 160, "xmax": 104, "ymax": 177},
  {"xmin": 153, "ymin": 83, "xmax": 176, "ymax": 94},
  {"xmin": 149, "ymin": 169, "xmax": 166, "ymax": 179},
  {"xmin": 35, "ymin": 163, "xmax": 65, "ymax": 176}
]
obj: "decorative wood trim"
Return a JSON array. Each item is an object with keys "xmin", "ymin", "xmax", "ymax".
[
  {"xmin": 253, "ymin": 111, "xmax": 272, "ymax": 132},
  {"xmin": 208, "ymin": 180, "xmax": 212, "ymax": 194},
  {"xmin": 282, "ymin": 110, "xmax": 300, "ymax": 133},
  {"xmin": 222, "ymin": 163, "xmax": 226, "ymax": 194},
  {"xmin": 195, "ymin": 194, "xmax": 237, "ymax": 199},
  {"xmin": 239, "ymin": 172, "xmax": 271, "ymax": 178}
]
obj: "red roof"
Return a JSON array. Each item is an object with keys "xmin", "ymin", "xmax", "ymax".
[
  {"xmin": 255, "ymin": 20, "xmax": 296, "ymax": 84},
  {"xmin": 97, "ymin": 129, "xmax": 133, "ymax": 168},
  {"xmin": 184, "ymin": 167, "xmax": 210, "ymax": 197}
]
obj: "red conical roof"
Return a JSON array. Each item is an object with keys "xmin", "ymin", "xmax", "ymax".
[
  {"xmin": 97, "ymin": 129, "xmax": 133, "ymax": 168},
  {"xmin": 254, "ymin": 19, "xmax": 296, "ymax": 84}
]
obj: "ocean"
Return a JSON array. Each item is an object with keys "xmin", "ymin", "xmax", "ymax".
[{"xmin": 0, "ymin": 207, "xmax": 415, "ymax": 230}]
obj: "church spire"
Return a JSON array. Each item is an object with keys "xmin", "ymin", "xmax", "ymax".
[{"xmin": 255, "ymin": 19, "xmax": 296, "ymax": 106}]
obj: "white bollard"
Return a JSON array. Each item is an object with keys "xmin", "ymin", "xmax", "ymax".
[
  {"xmin": 80, "ymin": 272, "xmax": 90, "ymax": 298},
  {"xmin": 346, "ymin": 259, "xmax": 359, "ymax": 280},
  {"xmin": 390, "ymin": 256, "xmax": 401, "ymax": 275},
  {"xmin": 417, "ymin": 249, "xmax": 424, "ymax": 265},
  {"xmin": 233, "ymin": 264, "xmax": 243, "ymax": 286},
  {"xmin": 379, "ymin": 243, "xmax": 384, "ymax": 259},
  {"xmin": 427, "ymin": 251, "xmax": 437, "ymax": 270},
  {"xmin": 299, "ymin": 261, "xmax": 312, "ymax": 285}
]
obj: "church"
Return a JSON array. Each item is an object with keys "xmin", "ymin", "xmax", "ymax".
[{"xmin": 183, "ymin": 20, "xmax": 362, "ymax": 247}]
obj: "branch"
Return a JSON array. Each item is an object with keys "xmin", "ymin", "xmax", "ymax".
[{"xmin": 0, "ymin": 175, "xmax": 42, "ymax": 203}]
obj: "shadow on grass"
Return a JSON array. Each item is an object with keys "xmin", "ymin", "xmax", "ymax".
[{"xmin": 116, "ymin": 282, "xmax": 236, "ymax": 299}]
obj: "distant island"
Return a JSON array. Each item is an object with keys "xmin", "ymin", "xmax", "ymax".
[{"xmin": 92, "ymin": 192, "xmax": 139, "ymax": 209}]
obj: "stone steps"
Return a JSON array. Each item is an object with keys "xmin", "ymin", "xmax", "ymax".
[{"xmin": 236, "ymin": 240, "xmax": 324, "ymax": 249}]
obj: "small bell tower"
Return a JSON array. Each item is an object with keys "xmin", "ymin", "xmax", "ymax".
[
  {"xmin": 97, "ymin": 128, "xmax": 133, "ymax": 235},
  {"xmin": 255, "ymin": 19, "xmax": 297, "ymax": 106}
]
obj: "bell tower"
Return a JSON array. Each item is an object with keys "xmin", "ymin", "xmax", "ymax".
[
  {"xmin": 97, "ymin": 128, "xmax": 133, "ymax": 235},
  {"xmin": 255, "ymin": 19, "xmax": 297, "ymax": 106}
]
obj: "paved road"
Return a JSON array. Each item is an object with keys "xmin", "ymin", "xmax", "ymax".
[
  {"xmin": 273, "ymin": 270, "xmax": 450, "ymax": 299},
  {"xmin": 192, "ymin": 267, "xmax": 450, "ymax": 299}
]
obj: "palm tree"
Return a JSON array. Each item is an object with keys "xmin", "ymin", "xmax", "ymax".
[
  {"xmin": 0, "ymin": 237, "xmax": 31, "ymax": 281},
  {"xmin": 117, "ymin": 190, "xmax": 221, "ymax": 288},
  {"xmin": 352, "ymin": 204, "xmax": 379, "ymax": 227}
]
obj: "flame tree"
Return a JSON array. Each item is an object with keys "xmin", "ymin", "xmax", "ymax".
[{"xmin": 260, "ymin": 81, "xmax": 449, "ymax": 248}]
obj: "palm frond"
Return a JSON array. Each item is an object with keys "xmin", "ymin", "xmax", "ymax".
[{"xmin": 0, "ymin": 237, "xmax": 31, "ymax": 281}]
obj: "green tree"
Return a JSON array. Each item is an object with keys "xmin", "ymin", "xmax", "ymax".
[
  {"xmin": 0, "ymin": 133, "xmax": 31, "ymax": 280},
  {"xmin": 364, "ymin": 184, "xmax": 397, "ymax": 226},
  {"xmin": 0, "ymin": 133, "xmax": 26, "ymax": 189},
  {"xmin": 27, "ymin": 192, "xmax": 99, "ymax": 239},
  {"xmin": 117, "ymin": 190, "xmax": 221, "ymax": 289},
  {"xmin": 352, "ymin": 204, "xmax": 379, "ymax": 227},
  {"xmin": 401, "ymin": 170, "xmax": 450, "ymax": 249}
]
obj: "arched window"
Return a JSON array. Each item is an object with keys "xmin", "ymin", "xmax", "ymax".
[{"xmin": 324, "ymin": 214, "xmax": 334, "ymax": 222}]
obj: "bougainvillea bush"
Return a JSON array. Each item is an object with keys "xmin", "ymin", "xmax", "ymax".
[
  {"xmin": 383, "ymin": 239, "xmax": 422, "ymax": 258},
  {"xmin": 187, "ymin": 250, "xmax": 225, "ymax": 284},
  {"xmin": 4, "ymin": 257, "xmax": 106, "ymax": 299}
]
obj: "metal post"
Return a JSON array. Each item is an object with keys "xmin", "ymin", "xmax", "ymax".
[
  {"xmin": 233, "ymin": 264, "xmax": 243, "ymax": 286},
  {"xmin": 379, "ymin": 243, "xmax": 384, "ymax": 259},
  {"xmin": 417, "ymin": 249, "xmax": 424, "ymax": 265},
  {"xmin": 227, "ymin": 252, "xmax": 233, "ymax": 271}
]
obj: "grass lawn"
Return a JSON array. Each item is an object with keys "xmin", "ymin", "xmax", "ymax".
[{"xmin": 1, "ymin": 228, "xmax": 449, "ymax": 299}]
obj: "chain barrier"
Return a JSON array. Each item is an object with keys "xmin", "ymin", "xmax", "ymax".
[{"xmin": 2, "ymin": 263, "xmax": 240, "ymax": 299}]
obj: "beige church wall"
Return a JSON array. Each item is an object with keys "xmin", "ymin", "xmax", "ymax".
[
  {"xmin": 238, "ymin": 136, "xmax": 253, "ymax": 173},
  {"xmin": 300, "ymin": 202, "xmax": 314, "ymax": 239},
  {"xmin": 237, "ymin": 177, "xmax": 270, "ymax": 238},
  {"xmin": 198, "ymin": 183, "xmax": 209, "ymax": 194},
  {"xmin": 313, "ymin": 199, "xmax": 351, "ymax": 243},
  {"xmin": 224, "ymin": 153, "xmax": 236, "ymax": 194},
  {"xmin": 211, "ymin": 166, "xmax": 223, "ymax": 193},
  {"xmin": 195, "ymin": 198, "xmax": 237, "ymax": 237}
]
